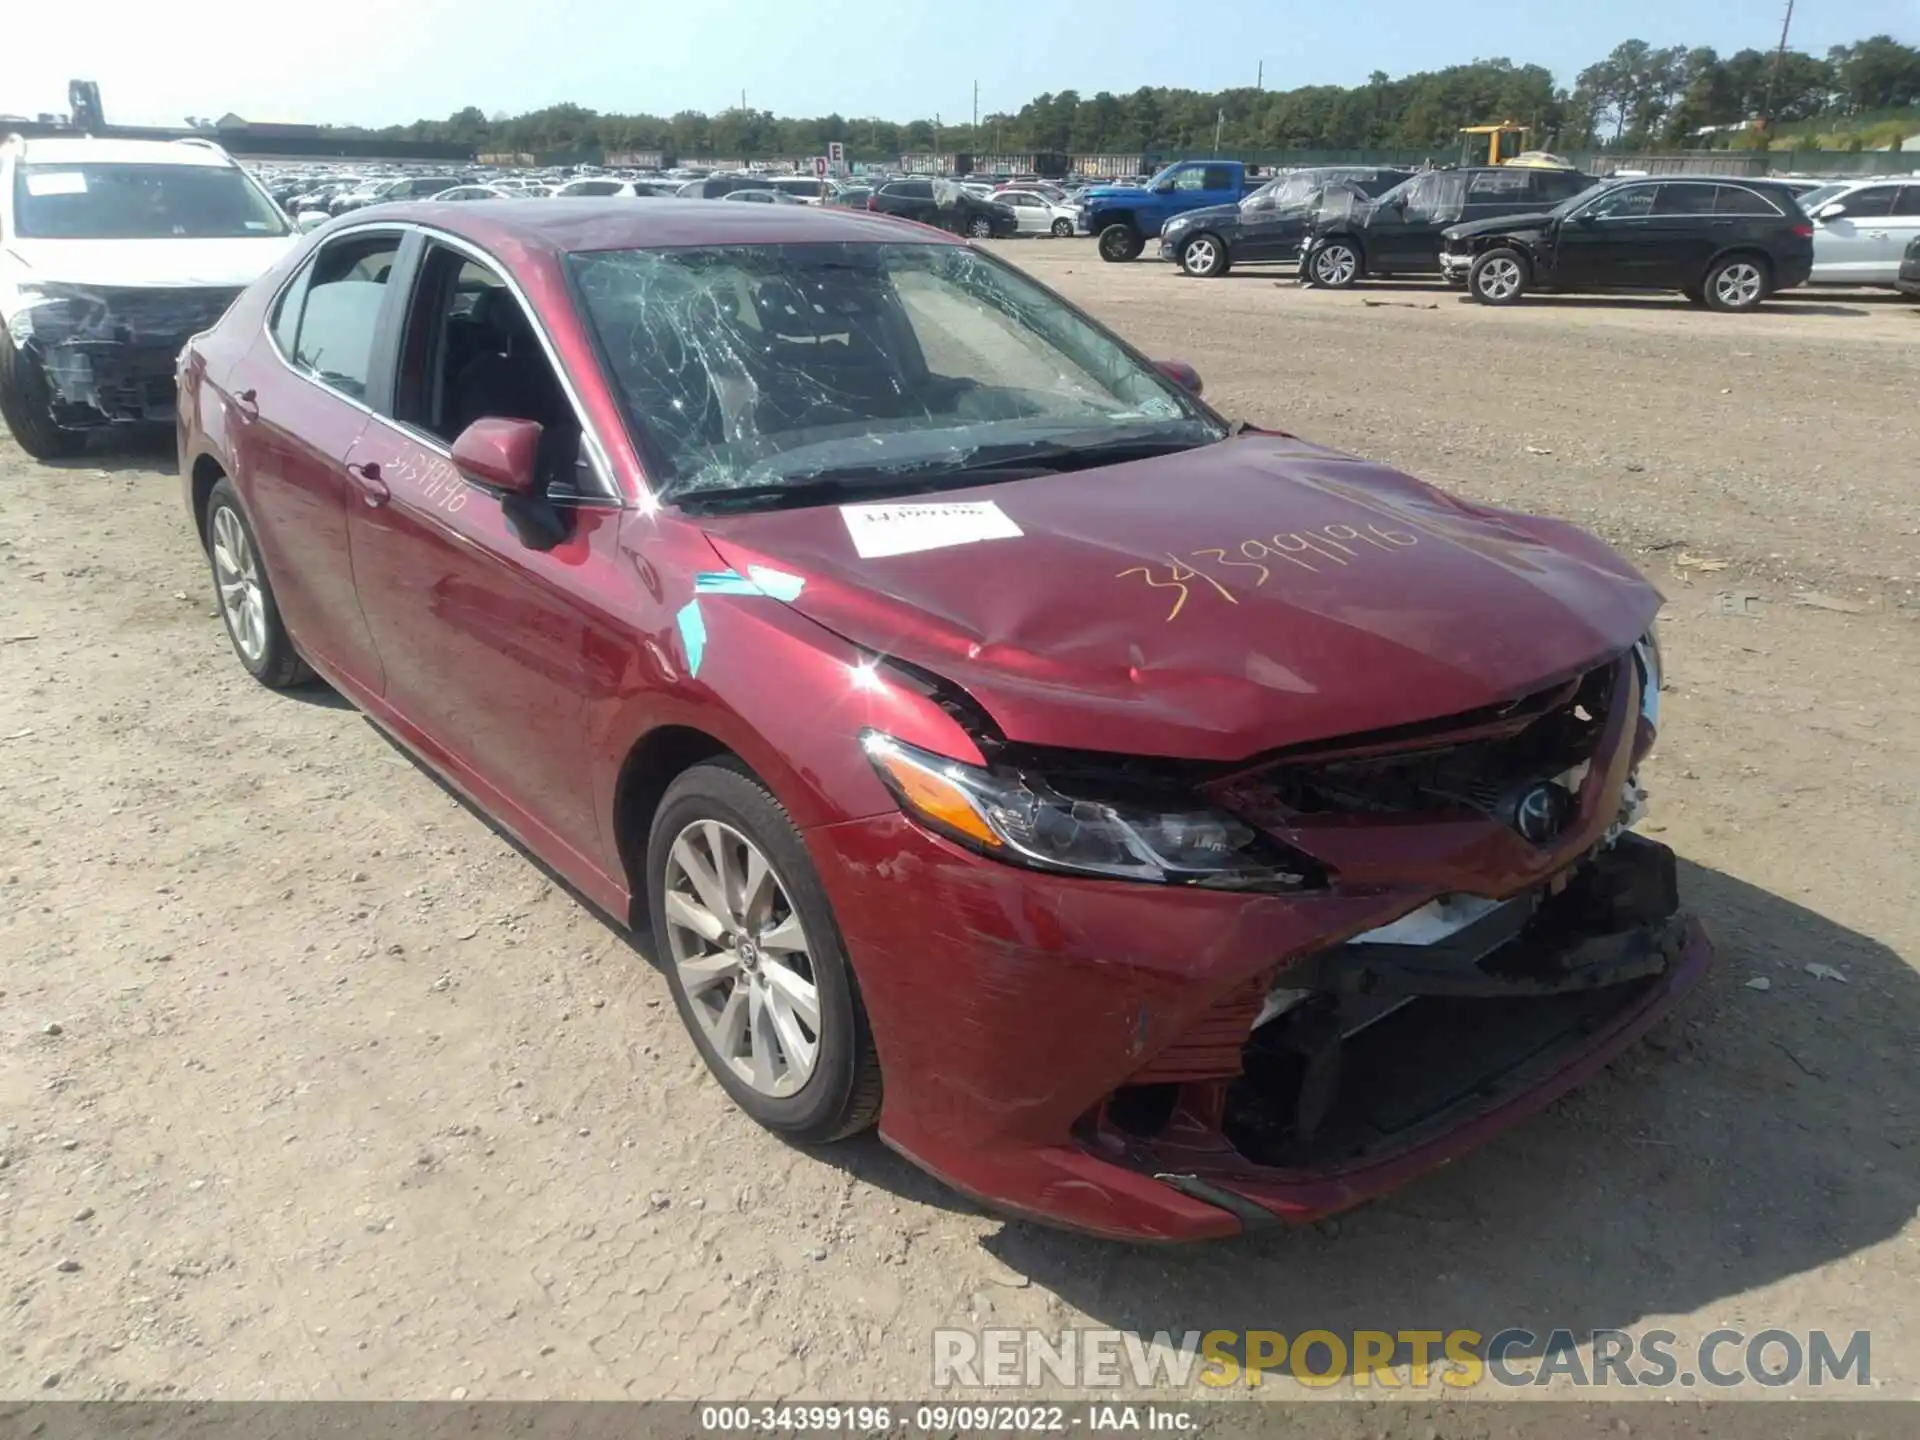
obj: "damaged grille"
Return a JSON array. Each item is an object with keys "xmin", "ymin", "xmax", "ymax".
[
  {"xmin": 30, "ymin": 285, "xmax": 243, "ymax": 425},
  {"xmin": 46, "ymin": 286, "xmax": 244, "ymax": 346},
  {"xmin": 1212, "ymin": 660, "xmax": 1619, "ymax": 828}
]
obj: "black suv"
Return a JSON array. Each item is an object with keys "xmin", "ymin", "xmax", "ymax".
[
  {"xmin": 1158, "ymin": 167, "xmax": 1412, "ymax": 277},
  {"xmin": 1299, "ymin": 166, "xmax": 1593, "ymax": 287},
  {"xmin": 865, "ymin": 179, "xmax": 1018, "ymax": 238},
  {"xmin": 1439, "ymin": 176, "xmax": 1815, "ymax": 312}
]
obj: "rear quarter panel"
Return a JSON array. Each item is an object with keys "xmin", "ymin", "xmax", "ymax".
[{"xmin": 177, "ymin": 237, "xmax": 315, "ymax": 508}]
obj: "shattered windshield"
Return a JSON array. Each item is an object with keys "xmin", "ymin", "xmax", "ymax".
[
  {"xmin": 13, "ymin": 163, "xmax": 291, "ymax": 240},
  {"xmin": 568, "ymin": 241, "xmax": 1224, "ymax": 505}
]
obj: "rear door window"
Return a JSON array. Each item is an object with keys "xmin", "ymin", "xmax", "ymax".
[
  {"xmin": 1892, "ymin": 187, "xmax": 1920, "ymax": 217},
  {"xmin": 1652, "ymin": 183, "xmax": 1718, "ymax": 215},
  {"xmin": 285, "ymin": 232, "xmax": 404, "ymax": 402},
  {"xmin": 1201, "ymin": 165, "xmax": 1235, "ymax": 191},
  {"xmin": 1713, "ymin": 185, "xmax": 1783, "ymax": 216},
  {"xmin": 1466, "ymin": 169, "xmax": 1530, "ymax": 201},
  {"xmin": 1531, "ymin": 170, "xmax": 1591, "ymax": 204}
]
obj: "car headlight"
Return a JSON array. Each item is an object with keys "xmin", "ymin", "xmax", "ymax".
[
  {"xmin": 861, "ymin": 732, "xmax": 1317, "ymax": 889},
  {"xmin": 7, "ymin": 282, "xmax": 97, "ymax": 343}
]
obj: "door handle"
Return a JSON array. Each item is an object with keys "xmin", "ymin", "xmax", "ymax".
[
  {"xmin": 231, "ymin": 387, "xmax": 259, "ymax": 419},
  {"xmin": 345, "ymin": 460, "xmax": 390, "ymax": 507}
]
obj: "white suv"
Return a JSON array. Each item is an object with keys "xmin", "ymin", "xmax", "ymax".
[
  {"xmin": 1802, "ymin": 175, "xmax": 1920, "ymax": 288},
  {"xmin": 1, "ymin": 134, "xmax": 295, "ymax": 459}
]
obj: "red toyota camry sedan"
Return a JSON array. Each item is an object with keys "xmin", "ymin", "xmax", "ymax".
[{"xmin": 177, "ymin": 199, "xmax": 1712, "ymax": 1241}]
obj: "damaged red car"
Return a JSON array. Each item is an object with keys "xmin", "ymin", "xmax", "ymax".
[{"xmin": 177, "ymin": 200, "xmax": 1712, "ymax": 1241}]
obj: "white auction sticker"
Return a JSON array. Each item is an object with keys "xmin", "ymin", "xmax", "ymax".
[
  {"xmin": 25, "ymin": 172, "xmax": 88, "ymax": 196},
  {"xmin": 841, "ymin": 500, "xmax": 1022, "ymax": 559}
]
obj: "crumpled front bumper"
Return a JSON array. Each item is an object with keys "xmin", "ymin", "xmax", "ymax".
[
  {"xmin": 12, "ymin": 286, "xmax": 241, "ymax": 428},
  {"xmin": 806, "ymin": 799, "xmax": 1714, "ymax": 1242},
  {"xmin": 1438, "ymin": 249, "xmax": 1472, "ymax": 280}
]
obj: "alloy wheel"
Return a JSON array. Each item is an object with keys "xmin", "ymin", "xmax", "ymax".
[
  {"xmin": 1183, "ymin": 238, "xmax": 1218, "ymax": 275},
  {"xmin": 967, "ymin": 216, "xmax": 992, "ymax": 238},
  {"xmin": 1312, "ymin": 243, "xmax": 1358, "ymax": 286},
  {"xmin": 663, "ymin": 819, "xmax": 821, "ymax": 1098},
  {"xmin": 1714, "ymin": 262, "xmax": 1763, "ymax": 309},
  {"xmin": 211, "ymin": 506, "xmax": 267, "ymax": 664},
  {"xmin": 1476, "ymin": 255, "xmax": 1523, "ymax": 301}
]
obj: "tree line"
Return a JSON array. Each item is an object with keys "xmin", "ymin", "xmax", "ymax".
[{"xmin": 356, "ymin": 34, "xmax": 1920, "ymax": 159}]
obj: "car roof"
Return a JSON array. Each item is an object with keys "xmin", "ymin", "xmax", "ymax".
[
  {"xmin": 14, "ymin": 136, "xmax": 236, "ymax": 168},
  {"xmin": 1608, "ymin": 174, "xmax": 1797, "ymax": 191},
  {"xmin": 359, "ymin": 197, "xmax": 962, "ymax": 254}
]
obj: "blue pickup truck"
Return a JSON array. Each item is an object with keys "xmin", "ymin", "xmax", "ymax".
[{"xmin": 1078, "ymin": 160, "xmax": 1257, "ymax": 261}]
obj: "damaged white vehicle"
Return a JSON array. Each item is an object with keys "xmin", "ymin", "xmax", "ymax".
[{"xmin": 1, "ymin": 135, "xmax": 294, "ymax": 459}]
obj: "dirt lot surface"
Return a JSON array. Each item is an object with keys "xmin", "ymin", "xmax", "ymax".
[{"xmin": 1, "ymin": 245, "xmax": 1915, "ymax": 1405}]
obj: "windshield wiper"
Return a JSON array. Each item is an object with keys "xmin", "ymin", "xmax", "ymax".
[
  {"xmin": 668, "ymin": 471, "xmax": 956, "ymax": 514},
  {"xmin": 666, "ymin": 431, "xmax": 1218, "ymax": 515},
  {"xmin": 933, "ymin": 431, "xmax": 1208, "ymax": 478}
]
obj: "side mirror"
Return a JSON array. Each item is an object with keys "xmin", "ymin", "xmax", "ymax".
[
  {"xmin": 1815, "ymin": 202, "xmax": 1846, "ymax": 220},
  {"xmin": 451, "ymin": 416, "xmax": 543, "ymax": 496},
  {"xmin": 1153, "ymin": 359, "xmax": 1203, "ymax": 396},
  {"xmin": 1575, "ymin": 210, "xmax": 1598, "ymax": 225}
]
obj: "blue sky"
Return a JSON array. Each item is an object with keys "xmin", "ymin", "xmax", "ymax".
[{"xmin": 10, "ymin": 0, "xmax": 1918, "ymax": 129}]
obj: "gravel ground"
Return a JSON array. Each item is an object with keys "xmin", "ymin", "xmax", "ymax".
[{"xmin": 0, "ymin": 242, "xmax": 1915, "ymax": 1406}]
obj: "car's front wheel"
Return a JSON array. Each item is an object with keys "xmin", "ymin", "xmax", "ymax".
[
  {"xmin": 649, "ymin": 761, "xmax": 882, "ymax": 1144},
  {"xmin": 1179, "ymin": 233, "xmax": 1230, "ymax": 278},
  {"xmin": 0, "ymin": 333, "xmax": 87, "ymax": 461},
  {"xmin": 1468, "ymin": 248, "xmax": 1528, "ymax": 305},
  {"xmin": 1051, "ymin": 217, "xmax": 1073, "ymax": 237},
  {"xmin": 204, "ymin": 478, "xmax": 313, "ymax": 688},
  {"xmin": 1097, "ymin": 223, "xmax": 1144, "ymax": 262},
  {"xmin": 1704, "ymin": 255, "xmax": 1768, "ymax": 312},
  {"xmin": 1304, "ymin": 238, "xmax": 1362, "ymax": 288},
  {"xmin": 966, "ymin": 214, "xmax": 993, "ymax": 239}
]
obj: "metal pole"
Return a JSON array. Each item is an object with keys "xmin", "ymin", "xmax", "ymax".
[
  {"xmin": 1257, "ymin": 60, "xmax": 1263, "ymax": 91},
  {"xmin": 1213, "ymin": 108, "xmax": 1224, "ymax": 156},
  {"xmin": 1758, "ymin": 0, "xmax": 1795, "ymax": 142}
]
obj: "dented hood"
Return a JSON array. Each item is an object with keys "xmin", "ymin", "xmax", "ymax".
[{"xmin": 699, "ymin": 436, "xmax": 1661, "ymax": 761}]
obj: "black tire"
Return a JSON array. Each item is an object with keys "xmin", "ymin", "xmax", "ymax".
[
  {"xmin": 1703, "ymin": 255, "xmax": 1769, "ymax": 313},
  {"xmin": 1097, "ymin": 223, "xmax": 1144, "ymax": 262},
  {"xmin": 203, "ymin": 478, "xmax": 313, "ymax": 688},
  {"xmin": 0, "ymin": 333, "xmax": 87, "ymax": 461},
  {"xmin": 1467, "ymin": 247, "xmax": 1529, "ymax": 305},
  {"xmin": 648, "ymin": 760, "xmax": 882, "ymax": 1144},
  {"xmin": 1303, "ymin": 238, "xmax": 1362, "ymax": 288},
  {"xmin": 1179, "ymin": 232, "xmax": 1231, "ymax": 278},
  {"xmin": 965, "ymin": 214, "xmax": 993, "ymax": 239},
  {"xmin": 1050, "ymin": 218, "xmax": 1073, "ymax": 237}
]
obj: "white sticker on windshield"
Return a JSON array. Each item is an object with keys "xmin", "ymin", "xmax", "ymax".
[
  {"xmin": 25, "ymin": 171, "xmax": 88, "ymax": 196},
  {"xmin": 842, "ymin": 500, "xmax": 1022, "ymax": 559}
]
